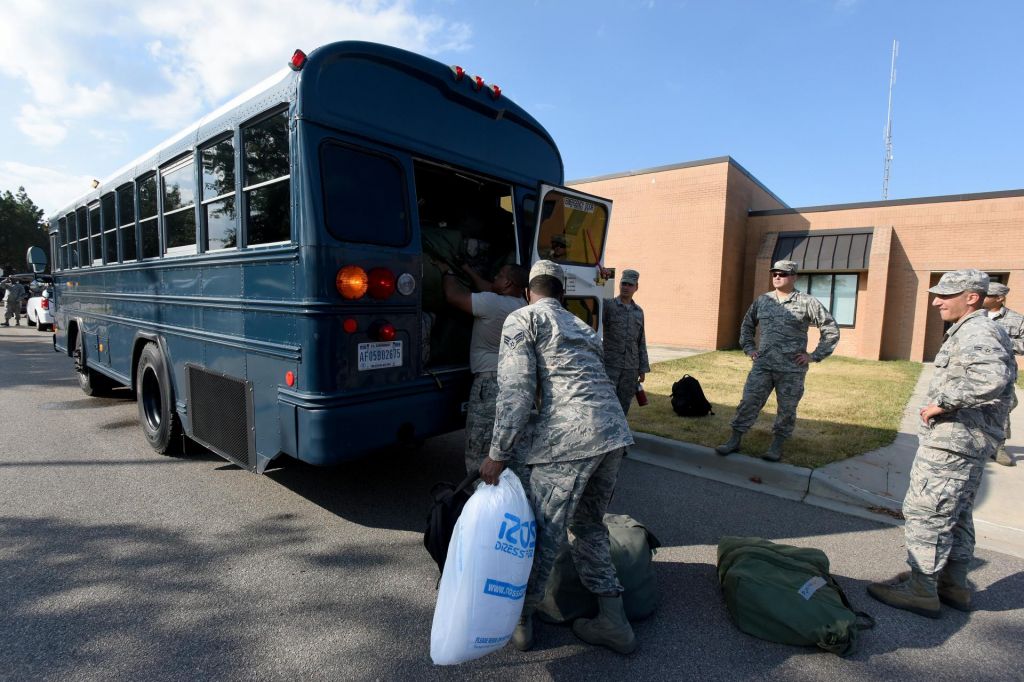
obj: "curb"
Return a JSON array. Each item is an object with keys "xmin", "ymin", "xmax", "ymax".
[{"xmin": 630, "ymin": 432, "xmax": 904, "ymax": 526}]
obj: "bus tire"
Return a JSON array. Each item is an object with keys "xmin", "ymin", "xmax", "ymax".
[
  {"xmin": 74, "ymin": 331, "xmax": 113, "ymax": 396},
  {"xmin": 136, "ymin": 343, "xmax": 183, "ymax": 455}
]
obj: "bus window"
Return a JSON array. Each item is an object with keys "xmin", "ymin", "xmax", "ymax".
[
  {"xmin": 201, "ymin": 138, "xmax": 237, "ymax": 251},
  {"xmin": 101, "ymin": 193, "xmax": 117, "ymax": 264},
  {"xmin": 243, "ymin": 110, "xmax": 290, "ymax": 246},
  {"xmin": 89, "ymin": 204, "xmax": 101, "ymax": 265},
  {"xmin": 76, "ymin": 207, "xmax": 89, "ymax": 267},
  {"xmin": 536, "ymin": 190, "xmax": 608, "ymax": 266},
  {"xmin": 57, "ymin": 217, "xmax": 67, "ymax": 270},
  {"xmin": 321, "ymin": 142, "xmax": 409, "ymax": 246},
  {"xmin": 162, "ymin": 157, "xmax": 197, "ymax": 254},
  {"xmin": 138, "ymin": 175, "xmax": 159, "ymax": 259},
  {"xmin": 564, "ymin": 298, "xmax": 600, "ymax": 332},
  {"xmin": 117, "ymin": 184, "xmax": 136, "ymax": 262},
  {"xmin": 66, "ymin": 212, "xmax": 78, "ymax": 268}
]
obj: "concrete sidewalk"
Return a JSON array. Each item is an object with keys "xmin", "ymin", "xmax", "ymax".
[{"xmin": 630, "ymin": 363, "xmax": 1024, "ymax": 559}]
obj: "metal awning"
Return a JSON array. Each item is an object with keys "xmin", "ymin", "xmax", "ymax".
[{"xmin": 772, "ymin": 228, "xmax": 873, "ymax": 271}]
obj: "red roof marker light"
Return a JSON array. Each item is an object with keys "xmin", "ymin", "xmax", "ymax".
[
  {"xmin": 450, "ymin": 65, "xmax": 466, "ymax": 81},
  {"xmin": 289, "ymin": 49, "xmax": 307, "ymax": 71},
  {"xmin": 473, "ymin": 75, "xmax": 485, "ymax": 91},
  {"xmin": 490, "ymin": 84, "xmax": 502, "ymax": 100}
]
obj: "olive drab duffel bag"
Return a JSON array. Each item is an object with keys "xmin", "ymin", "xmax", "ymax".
[
  {"xmin": 716, "ymin": 537, "xmax": 875, "ymax": 656},
  {"xmin": 537, "ymin": 514, "xmax": 661, "ymax": 623}
]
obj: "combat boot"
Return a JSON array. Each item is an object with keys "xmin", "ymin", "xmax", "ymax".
[
  {"xmin": 867, "ymin": 569, "xmax": 941, "ymax": 618},
  {"xmin": 715, "ymin": 430, "xmax": 743, "ymax": 456},
  {"xmin": 994, "ymin": 447, "xmax": 1015, "ymax": 467},
  {"xmin": 937, "ymin": 560, "xmax": 973, "ymax": 612},
  {"xmin": 511, "ymin": 613, "xmax": 534, "ymax": 651},
  {"xmin": 761, "ymin": 434, "xmax": 786, "ymax": 462},
  {"xmin": 572, "ymin": 595, "xmax": 637, "ymax": 654}
]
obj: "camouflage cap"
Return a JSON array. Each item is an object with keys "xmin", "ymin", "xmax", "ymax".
[
  {"xmin": 529, "ymin": 259, "xmax": 565, "ymax": 283},
  {"xmin": 770, "ymin": 260, "xmax": 798, "ymax": 274},
  {"xmin": 621, "ymin": 269, "xmax": 639, "ymax": 284},
  {"xmin": 988, "ymin": 282, "xmax": 1010, "ymax": 297},
  {"xmin": 928, "ymin": 269, "xmax": 990, "ymax": 295}
]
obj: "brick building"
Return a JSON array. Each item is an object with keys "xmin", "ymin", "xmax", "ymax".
[{"xmin": 571, "ymin": 157, "xmax": 1024, "ymax": 362}]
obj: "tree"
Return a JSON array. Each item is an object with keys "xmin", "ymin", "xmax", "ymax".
[{"xmin": 0, "ymin": 187, "xmax": 48, "ymax": 275}]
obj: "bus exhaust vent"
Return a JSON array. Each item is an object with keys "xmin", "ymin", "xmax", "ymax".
[{"xmin": 186, "ymin": 364, "xmax": 255, "ymax": 469}]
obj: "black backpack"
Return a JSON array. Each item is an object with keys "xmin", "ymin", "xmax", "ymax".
[
  {"xmin": 424, "ymin": 472, "xmax": 479, "ymax": 575},
  {"xmin": 671, "ymin": 375, "xmax": 714, "ymax": 417}
]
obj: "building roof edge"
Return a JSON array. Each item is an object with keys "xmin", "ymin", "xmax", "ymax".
[{"xmin": 749, "ymin": 187, "xmax": 1024, "ymax": 216}]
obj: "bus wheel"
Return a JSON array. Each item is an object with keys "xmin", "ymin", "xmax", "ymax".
[
  {"xmin": 74, "ymin": 332, "xmax": 113, "ymax": 396},
  {"xmin": 136, "ymin": 343, "xmax": 183, "ymax": 455}
]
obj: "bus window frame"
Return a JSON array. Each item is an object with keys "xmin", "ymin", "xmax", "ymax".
[
  {"xmin": 101, "ymin": 191, "xmax": 118, "ymax": 265},
  {"xmin": 241, "ymin": 106, "xmax": 292, "ymax": 249},
  {"xmin": 117, "ymin": 182, "xmax": 138, "ymax": 264},
  {"xmin": 161, "ymin": 154, "xmax": 199, "ymax": 257},
  {"xmin": 199, "ymin": 133, "xmax": 239, "ymax": 254},
  {"xmin": 137, "ymin": 172, "xmax": 161, "ymax": 260}
]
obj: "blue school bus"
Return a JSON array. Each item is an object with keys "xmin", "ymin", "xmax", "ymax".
[{"xmin": 47, "ymin": 41, "xmax": 614, "ymax": 472}]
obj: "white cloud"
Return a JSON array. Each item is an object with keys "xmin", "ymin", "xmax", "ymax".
[
  {"xmin": 0, "ymin": 0, "xmax": 473, "ymax": 143},
  {"xmin": 0, "ymin": 161, "xmax": 94, "ymax": 216}
]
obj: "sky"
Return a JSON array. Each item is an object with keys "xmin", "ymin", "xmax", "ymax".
[{"xmin": 1, "ymin": 0, "xmax": 1022, "ymax": 217}]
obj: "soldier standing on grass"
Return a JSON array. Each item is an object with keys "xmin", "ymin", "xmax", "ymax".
[
  {"xmin": 603, "ymin": 268, "xmax": 650, "ymax": 416},
  {"xmin": 868, "ymin": 269, "xmax": 1015, "ymax": 617},
  {"xmin": 715, "ymin": 260, "xmax": 840, "ymax": 462},
  {"xmin": 982, "ymin": 281, "xmax": 1023, "ymax": 467},
  {"xmin": 479, "ymin": 260, "xmax": 637, "ymax": 655}
]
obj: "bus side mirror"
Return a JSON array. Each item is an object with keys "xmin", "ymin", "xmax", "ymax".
[{"xmin": 26, "ymin": 246, "xmax": 48, "ymax": 274}]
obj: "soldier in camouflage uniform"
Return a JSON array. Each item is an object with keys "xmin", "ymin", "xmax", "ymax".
[
  {"xmin": 983, "ymin": 281, "xmax": 1023, "ymax": 466},
  {"xmin": 715, "ymin": 260, "xmax": 840, "ymax": 461},
  {"xmin": 603, "ymin": 268, "xmax": 650, "ymax": 416},
  {"xmin": 441, "ymin": 262, "xmax": 529, "ymax": 474},
  {"xmin": 479, "ymin": 260, "xmax": 637, "ymax": 655},
  {"xmin": 868, "ymin": 270, "xmax": 1016, "ymax": 618}
]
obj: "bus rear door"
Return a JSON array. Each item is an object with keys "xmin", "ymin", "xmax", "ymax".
[{"xmin": 531, "ymin": 185, "xmax": 614, "ymax": 332}]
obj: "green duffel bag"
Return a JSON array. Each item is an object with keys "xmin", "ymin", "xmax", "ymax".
[
  {"xmin": 537, "ymin": 514, "xmax": 661, "ymax": 623},
  {"xmin": 716, "ymin": 536, "xmax": 874, "ymax": 656}
]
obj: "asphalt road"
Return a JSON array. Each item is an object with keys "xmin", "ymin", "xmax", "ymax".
[{"xmin": 2, "ymin": 324, "xmax": 1022, "ymax": 681}]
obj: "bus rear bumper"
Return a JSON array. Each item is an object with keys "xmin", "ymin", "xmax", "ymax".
[{"xmin": 277, "ymin": 373, "xmax": 472, "ymax": 466}]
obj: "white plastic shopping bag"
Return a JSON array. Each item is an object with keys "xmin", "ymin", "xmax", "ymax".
[{"xmin": 430, "ymin": 468, "xmax": 536, "ymax": 665}]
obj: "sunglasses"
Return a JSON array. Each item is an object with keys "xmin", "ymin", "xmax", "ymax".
[{"xmin": 771, "ymin": 272, "xmax": 794, "ymax": 278}]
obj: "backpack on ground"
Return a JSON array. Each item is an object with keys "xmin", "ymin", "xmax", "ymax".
[
  {"xmin": 671, "ymin": 374, "xmax": 714, "ymax": 417},
  {"xmin": 537, "ymin": 514, "xmax": 661, "ymax": 623},
  {"xmin": 716, "ymin": 536, "xmax": 875, "ymax": 657},
  {"xmin": 424, "ymin": 472, "xmax": 479, "ymax": 575}
]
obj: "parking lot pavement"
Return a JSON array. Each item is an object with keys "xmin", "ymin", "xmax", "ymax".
[{"xmin": 1, "ymin": 326, "xmax": 1022, "ymax": 680}]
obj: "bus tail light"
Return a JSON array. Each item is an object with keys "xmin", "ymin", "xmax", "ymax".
[
  {"xmin": 373, "ymin": 322, "xmax": 397, "ymax": 342},
  {"xmin": 289, "ymin": 49, "xmax": 307, "ymax": 71},
  {"xmin": 337, "ymin": 265, "xmax": 368, "ymax": 299},
  {"xmin": 285, "ymin": 371, "xmax": 295, "ymax": 387},
  {"xmin": 342, "ymin": 318, "xmax": 358, "ymax": 333},
  {"xmin": 41, "ymin": 298, "xmax": 49, "ymax": 310},
  {"xmin": 367, "ymin": 268, "xmax": 396, "ymax": 299}
]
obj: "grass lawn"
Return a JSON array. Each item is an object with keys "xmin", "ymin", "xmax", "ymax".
[{"xmin": 628, "ymin": 350, "xmax": 923, "ymax": 469}]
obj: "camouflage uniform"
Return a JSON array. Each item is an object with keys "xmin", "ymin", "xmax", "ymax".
[
  {"xmin": 904, "ymin": 308, "xmax": 1016, "ymax": 575},
  {"xmin": 730, "ymin": 290, "xmax": 840, "ymax": 437},
  {"xmin": 489, "ymin": 295, "xmax": 634, "ymax": 615},
  {"xmin": 603, "ymin": 296, "xmax": 650, "ymax": 416},
  {"xmin": 2, "ymin": 281, "xmax": 26, "ymax": 325},
  {"xmin": 989, "ymin": 305, "xmax": 1024, "ymax": 444}
]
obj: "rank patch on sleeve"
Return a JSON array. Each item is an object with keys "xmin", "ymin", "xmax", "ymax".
[{"xmin": 503, "ymin": 331, "xmax": 526, "ymax": 350}]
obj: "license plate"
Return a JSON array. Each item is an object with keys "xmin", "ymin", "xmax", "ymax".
[{"xmin": 357, "ymin": 341, "xmax": 403, "ymax": 370}]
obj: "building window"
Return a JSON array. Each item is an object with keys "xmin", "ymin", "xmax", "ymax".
[
  {"xmin": 243, "ymin": 109, "xmax": 290, "ymax": 246},
  {"xmin": 795, "ymin": 273, "xmax": 858, "ymax": 326}
]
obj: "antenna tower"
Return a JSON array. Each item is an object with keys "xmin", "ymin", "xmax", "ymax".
[{"xmin": 882, "ymin": 39, "xmax": 898, "ymax": 200}]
